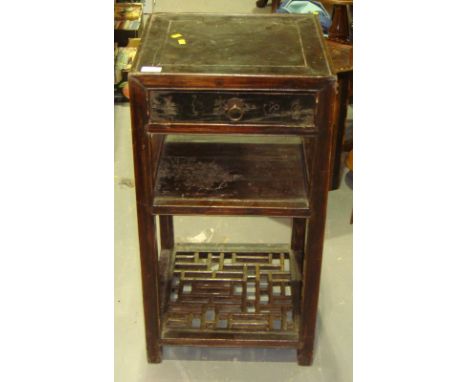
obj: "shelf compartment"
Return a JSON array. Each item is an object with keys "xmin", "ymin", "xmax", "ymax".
[
  {"xmin": 160, "ymin": 244, "xmax": 301, "ymax": 347},
  {"xmin": 153, "ymin": 136, "xmax": 310, "ymax": 217}
]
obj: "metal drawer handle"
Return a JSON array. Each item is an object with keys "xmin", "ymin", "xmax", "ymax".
[{"xmin": 225, "ymin": 98, "xmax": 245, "ymax": 122}]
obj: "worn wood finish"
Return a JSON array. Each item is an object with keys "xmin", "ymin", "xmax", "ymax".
[
  {"xmin": 297, "ymin": 83, "xmax": 336, "ymax": 366},
  {"xmin": 129, "ymin": 76, "xmax": 162, "ymax": 363},
  {"xmin": 147, "ymin": 122, "xmax": 319, "ymax": 136},
  {"xmin": 131, "ymin": 74, "xmax": 333, "ymax": 90},
  {"xmin": 154, "ymin": 205, "xmax": 310, "ymax": 218},
  {"xmin": 162, "ymin": 249, "xmax": 299, "ymax": 335},
  {"xmin": 291, "ymin": 218, "xmax": 307, "ymax": 272},
  {"xmin": 161, "ymin": 332, "xmax": 299, "ymax": 347},
  {"xmin": 153, "ymin": 136, "xmax": 309, "ymax": 217},
  {"xmin": 129, "ymin": 13, "xmax": 336, "ymax": 365},
  {"xmin": 291, "ymin": 218, "xmax": 306, "ymax": 252},
  {"xmin": 149, "ymin": 90, "xmax": 317, "ymax": 127},
  {"xmin": 158, "ymin": 243, "xmax": 301, "ymax": 347},
  {"xmin": 149, "ymin": 135, "xmax": 165, "ymax": 188},
  {"xmin": 134, "ymin": 14, "xmax": 332, "ymax": 77},
  {"xmin": 159, "ymin": 215, "xmax": 174, "ymax": 250},
  {"xmin": 326, "ymin": 40, "xmax": 353, "ymax": 73}
]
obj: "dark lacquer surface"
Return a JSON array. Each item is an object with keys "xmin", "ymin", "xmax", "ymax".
[
  {"xmin": 134, "ymin": 13, "xmax": 333, "ymax": 77},
  {"xmin": 149, "ymin": 90, "xmax": 316, "ymax": 127}
]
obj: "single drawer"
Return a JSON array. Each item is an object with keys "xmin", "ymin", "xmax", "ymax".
[{"xmin": 149, "ymin": 90, "xmax": 316, "ymax": 127}]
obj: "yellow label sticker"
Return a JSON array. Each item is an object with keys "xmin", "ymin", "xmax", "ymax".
[
  {"xmin": 178, "ymin": 39, "xmax": 186, "ymax": 45},
  {"xmin": 171, "ymin": 33, "xmax": 182, "ymax": 38}
]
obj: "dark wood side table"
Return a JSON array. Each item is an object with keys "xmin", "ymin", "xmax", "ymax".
[{"xmin": 128, "ymin": 13, "xmax": 336, "ymax": 366}]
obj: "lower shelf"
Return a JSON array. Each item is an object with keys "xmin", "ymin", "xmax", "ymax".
[{"xmin": 159, "ymin": 244, "xmax": 302, "ymax": 347}]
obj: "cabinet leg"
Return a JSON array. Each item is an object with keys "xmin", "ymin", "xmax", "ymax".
[
  {"xmin": 159, "ymin": 215, "xmax": 174, "ymax": 250},
  {"xmin": 296, "ymin": 218, "xmax": 326, "ymax": 366},
  {"xmin": 136, "ymin": 211, "xmax": 163, "ymax": 363},
  {"xmin": 130, "ymin": 78, "xmax": 164, "ymax": 363},
  {"xmin": 297, "ymin": 346, "xmax": 314, "ymax": 366},
  {"xmin": 298, "ymin": 84, "xmax": 334, "ymax": 365},
  {"xmin": 147, "ymin": 346, "xmax": 163, "ymax": 363}
]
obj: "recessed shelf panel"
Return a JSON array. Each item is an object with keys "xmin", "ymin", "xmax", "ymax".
[{"xmin": 153, "ymin": 136, "xmax": 310, "ymax": 216}]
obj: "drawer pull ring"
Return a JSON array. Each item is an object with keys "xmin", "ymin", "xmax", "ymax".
[{"xmin": 225, "ymin": 98, "xmax": 245, "ymax": 122}]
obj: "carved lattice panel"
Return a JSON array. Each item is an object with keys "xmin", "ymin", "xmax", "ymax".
[{"xmin": 164, "ymin": 251, "xmax": 298, "ymax": 332}]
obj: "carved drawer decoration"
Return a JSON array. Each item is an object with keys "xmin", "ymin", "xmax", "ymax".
[{"xmin": 149, "ymin": 90, "xmax": 316, "ymax": 127}]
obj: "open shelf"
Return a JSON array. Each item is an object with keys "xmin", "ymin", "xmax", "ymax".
[
  {"xmin": 153, "ymin": 135, "xmax": 310, "ymax": 217},
  {"xmin": 159, "ymin": 244, "xmax": 302, "ymax": 347}
]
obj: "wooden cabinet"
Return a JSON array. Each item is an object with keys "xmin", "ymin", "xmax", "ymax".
[{"xmin": 128, "ymin": 13, "xmax": 336, "ymax": 366}]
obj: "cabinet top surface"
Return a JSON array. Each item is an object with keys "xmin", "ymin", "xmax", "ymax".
[{"xmin": 133, "ymin": 13, "xmax": 333, "ymax": 78}]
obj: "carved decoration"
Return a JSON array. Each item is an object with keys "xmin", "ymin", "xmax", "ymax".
[
  {"xmin": 290, "ymin": 100, "xmax": 302, "ymax": 120},
  {"xmin": 151, "ymin": 94, "xmax": 177, "ymax": 120},
  {"xmin": 263, "ymin": 101, "xmax": 281, "ymax": 116}
]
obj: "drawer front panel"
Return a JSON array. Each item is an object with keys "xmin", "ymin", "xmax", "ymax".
[{"xmin": 149, "ymin": 90, "xmax": 316, "ymax": 127}]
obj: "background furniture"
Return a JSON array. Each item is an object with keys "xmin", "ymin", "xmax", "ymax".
[
  {"xmin": 256, "ymin": 0, "xmax": 281, "ymax": 12},
  {"xmin": 323, "ymin": 0, "xmax": 353, "ymax": 43},
  {"xmin": 129, "ymin": 13, "xmax": 336, "ymax": 366},
  {"xmin": 114, "ymin": 2, "xmax": 144, "ymax": 47},
  {"xmin": 253, "ymin": 0, "xmax": 353, "ymax": 189},
  {"xmin": 323, "ymin": 0, "xmax": 353, "ymax": 189},
  {"xmin": 326, "ymin": 39, "xmax": 352, "ymax": 189}
]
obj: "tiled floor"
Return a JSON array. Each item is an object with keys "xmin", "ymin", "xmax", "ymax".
[{"xmin": 115, "ymin": 2, "xmax": 352, "ymax": 381}]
